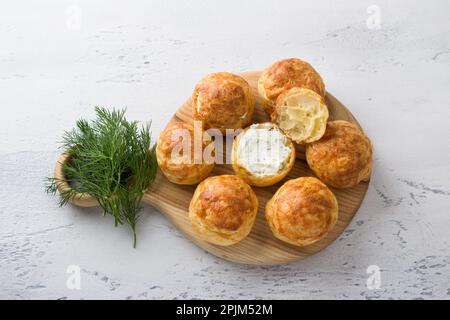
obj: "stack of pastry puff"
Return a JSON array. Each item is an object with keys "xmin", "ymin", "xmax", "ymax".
[{"xmin": 156, "ymin": 58, "xmax": 373, "ymax": 247}]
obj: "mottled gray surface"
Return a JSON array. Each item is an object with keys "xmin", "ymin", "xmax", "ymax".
[{"xmin": 1, "ymin": 0, "xmax": 450, "ymax": 300}]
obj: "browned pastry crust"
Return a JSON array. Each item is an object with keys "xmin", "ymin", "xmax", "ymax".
[
  {"xmin": 306, "ymin": 120, "xmax": 372, "ymax": 188},
  {"xmin": 189, "ymin": 175, "xmax": 258, "ymax": 246},
  {"xmin": 258, "ymin": 58, "xmax": 325, "ymax": 115},
  {"xmin": 265, "ymin": 177, "xmax": 338, "ymax": 247},
  {"xmin": 156, "ymin": 121, "xmax": 215, "ymax": 185},
  {"xmin": 192, "ymin": 72, "xmax": 255, "ymax": 134}
]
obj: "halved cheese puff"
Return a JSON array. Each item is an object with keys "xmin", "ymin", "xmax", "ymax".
[{"xmin": 272, "ymin": 87, "xmax": 329, "ymax": 144}]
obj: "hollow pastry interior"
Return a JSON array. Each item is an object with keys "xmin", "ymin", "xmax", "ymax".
[{"xmin": 274, "ymin": 87, "xmax": 328, "ymax": 144}]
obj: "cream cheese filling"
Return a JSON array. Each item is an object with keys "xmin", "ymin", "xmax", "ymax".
[{"xmin": 237, "ymin": 123, "xmax": 291, "ymax": 177}]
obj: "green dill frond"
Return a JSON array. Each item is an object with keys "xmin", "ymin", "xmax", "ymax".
[{"xmin": 45, "ymin": 107, "xmax": 157, "ymax": 247}]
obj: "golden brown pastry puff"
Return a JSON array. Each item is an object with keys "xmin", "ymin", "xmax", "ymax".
[
  {"xmin": 156, "ymin": 122, "xmax": 215, "ymax": 185},
  {"xmin": 265, "ymin": 177, "xmax": 338, "ymax": 247},
  {"xmin": 258, "ymin": 58, "xmax": 325, "ymax": 115},
  {"xmin": 189, "ymin": 175, "xmax": 258, "ymax": 246},
  {"xmin": 306, "ymin": 120, "xmax": 372, "ymax": 188},
  {"xmin": 272, "ymin": 87, "xmax": 329, "ymax": 144},
  {"xmin": 192, "ymin": 72, "xmax": 255, "ymax": 134},
  {"xmin": 231, "ymin": 122, "xmax": 295, "ymax": 187}
]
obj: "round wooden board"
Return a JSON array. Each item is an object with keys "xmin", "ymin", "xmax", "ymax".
[
  {"xmin": 143, "ymin": 71, "xmax": 370, "ymax": 265},
  {"xmin": 56, "ymin": 71, "xmax": 370, "ymax": 265}
]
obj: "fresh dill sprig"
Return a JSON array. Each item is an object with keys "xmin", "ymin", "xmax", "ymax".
[{"xmin": 45, "ymin": 107, "xmax": 157, "ymax": 248}]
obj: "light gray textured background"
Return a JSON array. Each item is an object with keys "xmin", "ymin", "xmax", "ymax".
[{"xmin": 1, "ymin": 0, "xmax": 450, "ymax": 300}]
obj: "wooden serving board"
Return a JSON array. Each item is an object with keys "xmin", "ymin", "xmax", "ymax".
[{"xmin": 56, "ymin": 71, "xmax": 369, "ymax": 265}]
